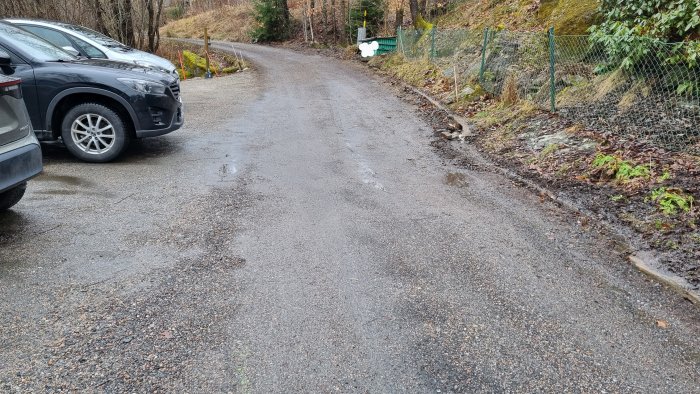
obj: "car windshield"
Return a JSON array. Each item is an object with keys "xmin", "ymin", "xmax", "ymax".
[
  {"xmin": 59, "ymin": 23, "xmax": 131, "ymax": 51},
  {"xmin": 0, "ymin": 23, "xmax": 75, "ymax": 62}
]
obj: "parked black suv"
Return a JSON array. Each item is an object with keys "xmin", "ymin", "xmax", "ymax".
[
  {"xmin": 0, "ymin": 75, "xmax": 42, "ymax": 211},
  {"xmin": 0, "ymin": 22, "xmax": 183, "ymax": 162}
]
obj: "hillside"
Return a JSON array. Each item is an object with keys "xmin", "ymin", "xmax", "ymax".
[
  {"xmin": 161, "ymin": 3, "xmax": 254, "ymax": 42},
  {"xmin": 159, "ymin": 0, "xmax": 601, "ymax": 43},
  {"xmin": 437, "ymin": 0, "xmax": 599, "ymax": 34}
]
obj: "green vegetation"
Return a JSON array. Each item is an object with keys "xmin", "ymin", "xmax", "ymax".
[
  {"xmin": 590, "ymin": 0, "xmax": 700, "ymax": 70},
  {"xmin": 648, "ymin": 187, "xmax": 695, "ymax": 215},
  {"xmin": 349, "ymin": 0, "xmax": 385, "ymax": 40},
  {"xmin": 169, "ymin": 50, "xmax": 244, "ymax": 79},
  {"xmin": 691, "ymin": 232, "xmax": 700, "ymax": 243},
  {"xmin": 250, "ymin": 0, "xmax": 290, "ymax": 42},
  {"xmin": 658, "ymin": 170, "xmax": 672, "ymax": 182},
  {"xmin": 610, "ymin": 194, "xmax": 626, "ymax": 202},
  {"xmin": 590, "ymin": 153, "xmax": 651, "ymax": 182},
  {"xmin": 165, "ymin": 3, "xmax": 186, "ymax": 21},
  {"xmin": 539, "ymin": 143, "xmax": 560, "ymax": 158}
]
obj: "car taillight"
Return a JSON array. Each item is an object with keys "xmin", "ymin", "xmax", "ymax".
[{"xmin": 0, "ymin": 79, "xmax": 22, "ymax": 99}]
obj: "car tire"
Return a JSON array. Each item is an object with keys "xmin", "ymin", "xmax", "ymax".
[
  {"xmin": 61, "ymin": 103, "xmax": 130, "ymax": 163},
  {"xmin": 0, "ymin": 183, "xmax": 27, "ymax": 212}
]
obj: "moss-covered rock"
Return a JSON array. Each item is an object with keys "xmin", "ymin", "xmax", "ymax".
[
  {"xmin": 182, "ymin": 50, "xmax": 216, "ymax": 77},
  {"xmin": 178, "ymin": 50, "xmax": 245, "ymax": 79}
]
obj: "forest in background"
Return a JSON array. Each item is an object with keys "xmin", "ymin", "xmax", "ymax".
[{"xmin": 3, "ymin": 0, "xmax": 175, "ymax": 52}]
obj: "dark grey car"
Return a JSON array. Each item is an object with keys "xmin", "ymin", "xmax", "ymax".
[
  {"xmin": 0, "ymin": 74, "xmax": 42, "ymax": 211},
  {"xmin": 0, "ymin": 22, "xmax": 183, "ymax": 163}
]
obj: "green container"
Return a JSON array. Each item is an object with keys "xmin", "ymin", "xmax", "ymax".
[{"xmin": 360, "ymin": 36, "xmax": 397, "ymax": 55}]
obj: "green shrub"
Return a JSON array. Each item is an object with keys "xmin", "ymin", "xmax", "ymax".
[
  {"xmin": 165, "ymin": 4, "xmax": 185, "ymax": 21},
  {"xmin": 250, "ymin": 0, "xmax": 290, "ymax": 42},
  {"xmin": 590, "ymin": 0, "xmax": 700, "ymax": 70},
  {"xmin": 648, "ymin": 187, "xmax": 695, "ymax": 215},
  {"xmin": 590, "ymin": 153, "xmax": 651, "ymax": 182},
  {"xmin": 348, "ymin": 0, "xmax": 385, "ymax": 42}
]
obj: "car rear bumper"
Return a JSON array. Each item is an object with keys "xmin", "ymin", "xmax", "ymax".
[{"xmin": 0, "ymin": 142, "xmax": 43, "ymax": 193}]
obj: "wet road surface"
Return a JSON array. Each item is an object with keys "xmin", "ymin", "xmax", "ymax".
[{"xmin": 1, "ymin": 43, "xmax": 699, "ymax": 392}]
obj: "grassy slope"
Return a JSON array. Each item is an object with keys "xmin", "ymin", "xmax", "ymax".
[
  {"xmin": 160, "ymin": 3, "xmax": 254, "ymax": 42},
  {"xmin": 437, "ymin": 0, "xmax": 599, "ymax": 34},
  {"xmin": 160, "ymin": 0, "xmax": 599, "ymax": 44}
]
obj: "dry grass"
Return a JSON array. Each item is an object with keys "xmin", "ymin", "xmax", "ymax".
[
  {"xmin": 160, "ymin": 3, "xmax": 254, "ymax": 42},
  {"xmin": 593, "ymin": 69, "xmax": 627, "ymax": 101},
  {"xmin": 437, "ymin": 0, "xmax": 598, "ymax": 34},
  {"xmin": 501, "ymin": 74, "xmax": 519, "ymax": 106},
  {"xmin": 617, "ymin": 81, "xmax": 650, "ymax": 112}
]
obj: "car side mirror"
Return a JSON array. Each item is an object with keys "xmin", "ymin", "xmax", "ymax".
[
  {"xmin": 62, "ymin": 46, "xmax": 80, "ymax": 57},
  {"xmin": 0, "ymin": 50, "xmax": 11, "ymax": 65}
]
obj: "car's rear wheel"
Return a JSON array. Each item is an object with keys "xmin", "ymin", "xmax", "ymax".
[
  {"xmin": 61, "ymin": 103, "xmax": 129, "ymax": 163},
  {"xmin": 0, "ymin": 183, "xmax": 26, "ymax": 211}
]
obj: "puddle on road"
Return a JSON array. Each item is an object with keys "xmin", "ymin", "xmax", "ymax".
[
  {"xmin": 34, "ymin": 189, "xmax": 79, "ymax": 196},
  {"xmin": 220, "ymin": 162, "xmax": 238, "ymax": 175},
  {"xmin": 35, "ymin": 174, "xmax": 91, "ymax": 187},
  {"xmin": 29, "ymin": 173, "xmax": 118, "ymax": 199},
  {"xmin": 0, "ymin": 210, "xmax": 25, "ymax": 231},
  {"xmin": 0, "ymin": 211, "xmax": 29, "ymax": 246},
  {"xmin": 445, "ymin": 172, "xmax": 469, "ymax": 188}
]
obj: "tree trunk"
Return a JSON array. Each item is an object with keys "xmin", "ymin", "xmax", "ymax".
[
  {"xmin": 282, "ymin": 0, "xmax": 290, "ymax": 25},
  {"xmin": 152, "ymin": 0, "xmax": 164, "ymax": 52},
  {"xmin": 394, "ymin": 8, "xmax": 403, "ymax": 31},
  {"xmin": 339, "ymin": 0, "xmax": 346, "ymax": 43},
  {"xmin": 322, "ymin": 0, "xmax": 328, "ymax": 34},
  {"xmin": 147, "ymin": 0, "xmax": 155, "ymax": 51},
  {"xmin": 121, "ymin": 0, "xmax": 136, "ymax": 47},
  {"xmin": 331, "ymin": 0, "xmax": 337, "ymax": 40},
  {"xmin": 409, "ymin": 0, "xmax": 418, "ymax": 26},
  {"xmin": 308, "ymin": 0, "xmax": 315, "ymax": 42},
  {"xmin": 94, "ymin": 0, "xmax": 108, "ymax": 34},
  {"xmin": 408, "ymin": 0, "xmax": 425, "ymax": 28},
  {"xmin": 303, "ymin": 7, "xmax": 309, "ymax": 42}
]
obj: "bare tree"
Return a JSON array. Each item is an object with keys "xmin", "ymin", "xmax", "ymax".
[
  {"xmin": 146, "ymin": 0, "xmax": 165, "ymax": 52},
  {"xmin": 1, "ymin": 0, "xmax": 166, "ymax": 52}
]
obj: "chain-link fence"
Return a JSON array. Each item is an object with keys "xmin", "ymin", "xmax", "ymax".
[{"xmin": 396, "ymin": 27, "xmax": 700, "ymax": 155}]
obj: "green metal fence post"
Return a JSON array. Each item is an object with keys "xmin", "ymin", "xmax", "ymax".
[
  {"xmin": 479, "ymin": 27, "xmax": 489, "ymax": 83},
  {"xmin": 548, "ymin": 27, "xmax": 556, "ymax": 112},
  {"xmin": 430, "ymin": 27, "xmax": 436, "ymax": 60}
]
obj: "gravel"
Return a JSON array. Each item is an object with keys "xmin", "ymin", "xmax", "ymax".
[{"xmin": 0, "ymin": 43, "xmax": 698, "ymax": 392}]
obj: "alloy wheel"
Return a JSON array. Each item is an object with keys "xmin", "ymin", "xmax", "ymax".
[{"xmin": 70, "ymin": 113, "xmax": 116, "ymax": 155}]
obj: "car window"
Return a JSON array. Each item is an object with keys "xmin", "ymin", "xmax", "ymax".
[
  {"xmin": 58, "ymin": 23, "xmax": 131, "ymax": 51},
  {"xmin": 70, "ymin": 36, "xmax": 107, "ymax": 59},
  {"xmin": 19, "ymin": 25, "xmax": 73, "ymax": 49},
  {"xmin": 0, "ymin": 44, "xmax": 26, "ymax": 65},
  {"xmin": 0, "ymin": 23, "xmax": 74, "ymax": 62}
]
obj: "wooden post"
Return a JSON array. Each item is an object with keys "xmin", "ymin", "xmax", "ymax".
[{"xmin": 204, "ymin": 27, "xmax": 212, "ymax": 79}]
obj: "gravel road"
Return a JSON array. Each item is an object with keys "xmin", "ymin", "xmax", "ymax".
[{"xmin": 0, "ymin": 43, "xmax": 699, "ymax": 392}]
